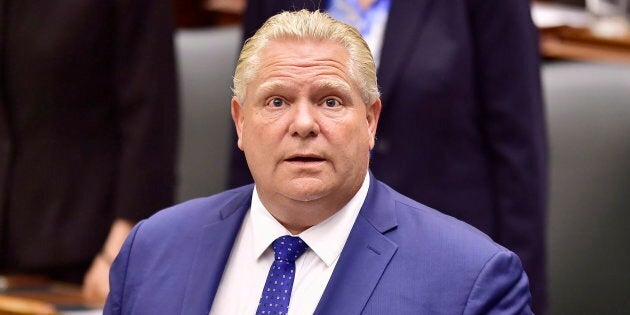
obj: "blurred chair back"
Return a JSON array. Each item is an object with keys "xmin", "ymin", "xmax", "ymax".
[
  {"xmin": 175, "ymin": 26, "xmax": 242, "ymax": 201},
  {"xmin": 543, "ymin": 61, "xmax": 630, "ymax": 314}
]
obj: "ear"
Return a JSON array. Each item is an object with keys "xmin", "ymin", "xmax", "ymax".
[
  {"xmin": 367, "ymin": 98, "xmax": 381, "ymax": 150},
  {"xmin": 231, "ymin": 96, "xmax": 245, "ymax": 151}
]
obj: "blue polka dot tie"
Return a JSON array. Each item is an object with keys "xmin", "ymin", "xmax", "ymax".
[{"xmin": 256, "ymin": 236, "xmax": 309, "ymax": 315}]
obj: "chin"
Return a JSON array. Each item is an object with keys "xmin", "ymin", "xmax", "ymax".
[
  {"xmin": 283, "ymin": 188, "xmax": 328, "ymax": 202},
  {"xmin": 282, "ymin": 180, "xmax": 330, "ymax": 202}
]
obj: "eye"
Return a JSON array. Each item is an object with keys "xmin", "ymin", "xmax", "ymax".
[
  {"xmin": 269, "ymin": 97, "xmax": 285, "ymax": 107},
  {"xmin": 324, "ymin": 98, "xmax": 340, "ymax": 108}
]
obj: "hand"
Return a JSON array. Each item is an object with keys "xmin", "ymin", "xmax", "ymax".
[
  {"xmin": 82, "ymin": 219, "xmax": 134, "ymax": 303},
  {"xmin": 82, "ymin": 252, "xmax": 112, "ymax": 303}
]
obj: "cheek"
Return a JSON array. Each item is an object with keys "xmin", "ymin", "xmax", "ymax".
[
  {"xmin": 241, "ymin": 120, "xmax": 284, "ymax": 157},
  {"xmin": 327, "ymin": 121, "xmax": 372, "ymax": 154}
]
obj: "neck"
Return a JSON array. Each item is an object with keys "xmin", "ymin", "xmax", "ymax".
[
  {"xmin": 264, "ymin": 195, "xmax": 352, "ymax": 234},
  {"xmin": 257, "ymin": 184, "xmax": 362, "ymax": 234}
]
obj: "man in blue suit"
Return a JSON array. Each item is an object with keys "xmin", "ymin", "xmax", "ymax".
[
  {"xmin": 232, "ymin": 2, "xmax": 548, "ymax": 312},
  {"xmin": 105, "ymin": 10, "xmax": 533, "ymax": 314}
]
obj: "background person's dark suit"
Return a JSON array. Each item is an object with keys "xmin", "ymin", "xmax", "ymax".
[
  {"xmin": 229, "ymin": 0, "xmax": 548, "ymax": 312},
  {"xmin": 0, "ymin": 0, "xmax": 178, "ymax": 280}
]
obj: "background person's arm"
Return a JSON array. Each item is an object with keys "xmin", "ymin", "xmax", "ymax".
[{"xmin": 81, "ymin": 0, "xmax": 178, "ymax": 302}]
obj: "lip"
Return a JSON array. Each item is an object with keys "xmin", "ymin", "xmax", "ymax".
[{"xmin": 284, "ymin": 154, "xmax": 326, "ymax": 166}]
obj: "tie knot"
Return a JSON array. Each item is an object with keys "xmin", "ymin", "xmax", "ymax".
[{"xmin": 272, "ymin": 236, "xmax": 308, "ymax": 262}]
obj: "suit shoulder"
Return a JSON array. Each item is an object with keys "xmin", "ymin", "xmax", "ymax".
[
  {"xmin": 378, "ymin": 181, "xmax": 510, "ymax": 259},
  {"xmin": 139, "ymin": 184, "xmax": 253, "ymax": 232}
]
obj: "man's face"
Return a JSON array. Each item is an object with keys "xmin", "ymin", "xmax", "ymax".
[{"xmin": 232, "ymin": 39, "xmax": 380, "ymax": 208}]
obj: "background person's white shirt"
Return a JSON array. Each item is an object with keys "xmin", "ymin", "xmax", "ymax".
[
  {"xmin": 210, "ymin": 173, "xmax": 370, "ymax": 315},
  {"xmin": 327, "ymin": 0, "xmax": 391, "ymax": 67}
]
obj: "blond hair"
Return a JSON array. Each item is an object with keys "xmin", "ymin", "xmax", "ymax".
[{"xmin": 232, "ymin": 9, "xmax": 380, "ymax": 104}]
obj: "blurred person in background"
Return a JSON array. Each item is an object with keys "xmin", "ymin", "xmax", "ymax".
[
  {"xmin": 230, "ymin": 0, "xmax": 549, "ymax": 313},
  {"xmin": 0, "ymin": 0, "xmax": 178, "ymax": 302}
]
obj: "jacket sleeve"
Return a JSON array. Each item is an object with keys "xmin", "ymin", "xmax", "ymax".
[
  {"xmin": 463, "ymin": 250, "xmax": 534, "ymax": 315},
  {"xmin": 112, "ymin": 0, "xmax": 179, "ymax": 221},
  {"xmin": 467, "ymin": 0, "xmax": 548, "ymax": 311},
  {"xmin": 104, "ymin": 221, "xmax": 144, "ymax": 314}
]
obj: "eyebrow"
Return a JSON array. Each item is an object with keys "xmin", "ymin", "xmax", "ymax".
[
  {"xmin": 315, "ymin": 80, "xmax": 352, "ymax": 94},
  {"xmin": 257, "ymin": 81, "xmax": 292, "ymax": 94}
]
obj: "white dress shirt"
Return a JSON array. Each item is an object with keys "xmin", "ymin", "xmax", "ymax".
[{"xmin": 210, "ymin": 173, "xmax": 370, "ymax": 315}]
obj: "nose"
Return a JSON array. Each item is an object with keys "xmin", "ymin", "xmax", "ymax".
[{"xmin": 288, "ymin": 102, "xmax": 320, "ymax": 138}]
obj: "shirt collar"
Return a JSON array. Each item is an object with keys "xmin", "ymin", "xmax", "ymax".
[{"xmin": 250, "ymin": 173, "xmax": 370, "ymax": 267}]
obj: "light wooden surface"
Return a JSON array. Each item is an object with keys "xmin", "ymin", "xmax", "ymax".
[
  {"xmin": 540, "ymin": 25, "xmax": 630, "ymax": 63},
  {"xmin": 0, "ymin": 295, "xmax": 57, "ymax": 315},
  {"xmin": 0, "ymin": 277, "xmax": 101, "ymax": 315}
]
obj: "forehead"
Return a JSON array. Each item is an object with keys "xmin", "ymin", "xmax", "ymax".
[{"xmin": 254, "ymin": 39, "xmax": 352, "ymax": 84}]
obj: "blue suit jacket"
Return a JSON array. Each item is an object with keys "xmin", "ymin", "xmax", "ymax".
[{"xmin": 105, "ymin": 175, "xmax": 532, "ymax": 314}]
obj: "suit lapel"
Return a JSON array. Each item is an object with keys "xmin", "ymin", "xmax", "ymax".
[
  {"xmin": 314, "ymin": 175, "xmax": 399, "ymax": 314},
  {"xmin": 378, "ymin": 0, "xmax": 435, "ymax": 107},
  {"xmin": 180, "ymin": 189, "xmax": 253, "ymax": 314}
]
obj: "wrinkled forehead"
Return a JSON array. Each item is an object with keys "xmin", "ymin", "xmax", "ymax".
[
  {"xmin": 261, "ymin": 38, "xmax": 348, "ymax": 65},
  {"xmin": 250, "ymin": 38, "xmax": 356, "ymax": 86}
]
